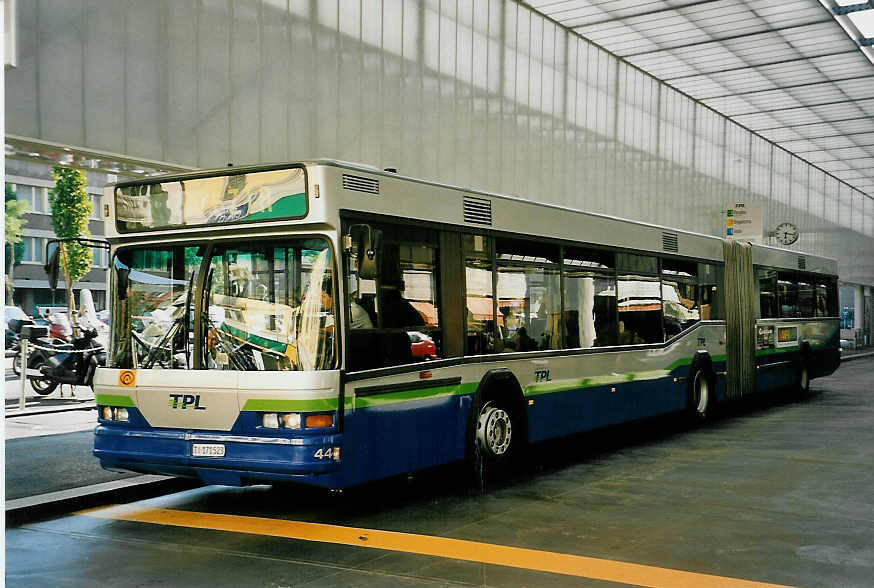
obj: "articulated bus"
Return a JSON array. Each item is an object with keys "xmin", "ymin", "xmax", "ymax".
[{"xmin": 94, "ymin": 161, "xmax": 841, "ymax": 488}]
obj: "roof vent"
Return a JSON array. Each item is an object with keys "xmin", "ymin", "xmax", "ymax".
[
  {"xmin": 797, "ymin": 256, "xmax": 806, "ymax": 270},
  {"xmin": 342, "ymin": 174, "xmax": 379, "ymax": 194},
  {"xmin": 662, "ymin": 232, "xmax": 679, "ymax": 253},
  {"xmin": 463, "ymin": 195, "xmax": 492, "ymax": 226}
]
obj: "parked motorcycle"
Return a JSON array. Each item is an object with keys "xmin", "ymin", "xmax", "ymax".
[
  {"xmin": 10, "ymin": 291, "xmax": 108, "ymax": 394},
  {"xmin": 32, "ymin": 328, "xmax": 106, "ymax": 394},
  {"xmin": 9, "ymin": 319, "xmax": 72, "ymax": 394}
]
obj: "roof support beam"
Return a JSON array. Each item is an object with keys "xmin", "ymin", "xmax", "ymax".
[
  {"xmin": 813, "ymin": 155, "xmax": 874, "ymax": 163},
  {"xmin": 777, "ymin": 130, "xmax": 874, "ymax": 143},
  {"xmin": 791, "ymin": 143, "xmax": 874, "ymax": 153},
  {"xmin": 698, "ymin": 74, "xmax": 874, "ymax": 100},
  {"xmin": 731, "ymin": 97, "xmax": 874, "ymax": 116},
  {"xmin": 753, "ymin": 116, "xmax": 874, "ymax": 132},
  {"xmin": 567, "ymin": 0, "xmax": 721, "ymax": 28},
  {"xmin": 621, "ymin": 19, "xmax": 833, "ymax": 57},
  {"xmin": 661, "ymin": 50, "xmax": 859, "ymax": 80}
]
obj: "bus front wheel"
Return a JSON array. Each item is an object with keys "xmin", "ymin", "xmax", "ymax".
[{"xmin": 476, "ymin": 401, "xmax": 514, "ymax": 460}]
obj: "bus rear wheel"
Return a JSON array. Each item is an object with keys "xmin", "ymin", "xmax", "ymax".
[
  {"xmin": 689, "ymin": 368, "xmax": 713, "ymax": 421},
  {"xmin": 795, "ymin": 363, "xmax": 810, "ymax": 397}
]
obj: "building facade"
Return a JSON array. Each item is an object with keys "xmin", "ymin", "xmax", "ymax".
[{"xmin": 6, "ymin": 158, "xmax": 110, "ymax": 315}]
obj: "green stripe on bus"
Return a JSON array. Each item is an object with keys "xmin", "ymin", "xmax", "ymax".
[
  {"xmin": 242, "ymin": 398, "xmax": 343, "ymax": 412},
  {"xmin": 354, "ymin": 383, "xmax": 473, "ymax": 408},
  {"xmin": 95, "ymin": 394, "xmax": 136, "ymax": 407},
  {"xmin": 756, "ymin": 346, "xmax": 799, "ymax": 356}
]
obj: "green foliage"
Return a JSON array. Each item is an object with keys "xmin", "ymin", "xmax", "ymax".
[
  {"xmin": 5, "ymin": 184, "xmax": 30, "ymax": 247},
  {"xmin": 49, "ymin": 167, "xmax": 93, "ymax": 283}
]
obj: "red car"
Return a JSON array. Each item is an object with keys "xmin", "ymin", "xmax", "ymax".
[{"xmin": 408, "ymin": 331, "xmax": 437, "ymax": 360}]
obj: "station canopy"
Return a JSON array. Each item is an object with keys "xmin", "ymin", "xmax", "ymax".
[{"xmin": 525, "ymin": 0, "xmax": 874, "ymax": 198}]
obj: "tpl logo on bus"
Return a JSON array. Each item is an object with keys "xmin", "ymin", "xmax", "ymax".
[{"xmin": 168, "ymin": 394, "xmax": 207, "ymax": 410}]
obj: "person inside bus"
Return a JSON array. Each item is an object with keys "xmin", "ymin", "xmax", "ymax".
[
  {"xmin": 618, "ymin": 320, "xmax": 644, "ymax": 345},
  {"xmin": 378, "ymin": 245, "xmax": 426, "ymax": 329}
]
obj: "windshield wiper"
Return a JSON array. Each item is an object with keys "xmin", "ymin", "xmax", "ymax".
[{"xmin": 141, "ymin": 272, "xmax": 196, "ymax": 369}]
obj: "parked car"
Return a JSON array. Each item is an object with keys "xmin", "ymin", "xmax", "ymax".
[{"xmin": 408, "ymin": 331, "xmax": 437, "ymax": 360}]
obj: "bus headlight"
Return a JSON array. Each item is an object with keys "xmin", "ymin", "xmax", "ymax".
[
  {"xmin": 101, "ymin": 406, "xmax": 130, "ymax": 422},
  {"xmin": 262, "ymin": 413, "xmax": 280, "ymax": 428},
  {"xmin": 280, "ymin": 413, "xmax": 301, "ymax": 429}
]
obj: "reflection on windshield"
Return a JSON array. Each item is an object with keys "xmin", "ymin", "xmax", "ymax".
[
  {"xmin": 203, "ymin": 241, "xmax": 334, "ymax": 371},
  {"xmin": 110, "ymin": 239, "xmax": 335, "ymax": 371},
  {"xmin": 111, "ymin": 247, "xmax": 200, "ymax": 369}
]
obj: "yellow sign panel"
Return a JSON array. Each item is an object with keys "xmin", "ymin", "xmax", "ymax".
[{"xmin": 118, "ymin": 370, "xmax": 137, "ymax": 387}]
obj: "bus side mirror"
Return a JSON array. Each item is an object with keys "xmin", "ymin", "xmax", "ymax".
[
  {"xmin": 357, "ymin": 229, "xmax": 382, "ymax": 280},
  {"xmin": 45, "ymin": 245, "xmax": 61, "ymax": 291}
]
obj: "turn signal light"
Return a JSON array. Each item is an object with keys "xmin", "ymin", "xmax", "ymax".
[{"xmin": 305, "ymin": 414, "xmax": 333, "ymax": 428}]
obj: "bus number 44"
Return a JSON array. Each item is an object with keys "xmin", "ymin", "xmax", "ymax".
[{"xmin": 314, "ymin": 447, "xmax": 336, "ymax": 460}]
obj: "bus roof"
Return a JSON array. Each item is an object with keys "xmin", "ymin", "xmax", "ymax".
[{"xmin": 107, "ymin": 159, "xmax": 837, "ymax": 275}]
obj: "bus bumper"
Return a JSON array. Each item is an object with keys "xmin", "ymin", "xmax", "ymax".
[{"xmin": 94, "ymin": 425, "xmax": 343, "ymax": 487}]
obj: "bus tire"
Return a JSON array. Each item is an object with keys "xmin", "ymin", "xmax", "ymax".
[
  {"xmin": 795, "ymin": 361, "xmax": 810, "ymax": 397},
  {"xmin": 687, "ymin": 355, "xmax": 715, "ymax": 421},
  {"xmin": 467, "ymin": 371, "xmax": 526, "ymax": 490}
]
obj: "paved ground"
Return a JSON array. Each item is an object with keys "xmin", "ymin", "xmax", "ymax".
[
  {"xmin": 5, "ymin": 430, "xmax": 139, "ymax": 501},
  {"xmin": 5, "ymin": 359, "xmax": 874, "ymax": 587}
]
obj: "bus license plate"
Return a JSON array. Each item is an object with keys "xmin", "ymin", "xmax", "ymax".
[{"xmin": 192, "ymin": 444, "xmax": 225, "ymax": 458}]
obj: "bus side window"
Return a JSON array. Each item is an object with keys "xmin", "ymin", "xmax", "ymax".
[
  {"xmin": 495, "ymin": 238, "xmax": 561, "ymax": 352},
  {"xmin": 464, "ymin": 234, "xmax": 495, "ymax": 355},
  {"xmin": 661, "ymin": 258, "xmax": 699, "ymax": 339},
  {"xmin": 346, "ymin": 226, "xmax": 441, "ymax": 370},
  {"xmin": 797, "ymin": 278, "xmax": 815, "ymax": 317},
  {"xmin": 777, "ymin": 274, "xmax": 799, "ymax": 317},
  {"xmin": 563, "ymin": 247, "xmax": 617, "ymax": 348},
  {"xmin": 617, "ymin": 274, "xmax": 662, "ymax": 344},
  {"xmin": 814, "ymin": 279, "xmax": 829, "ymax": 317},
  {"xmin": 757, "ymin": 268, "xmax": 778, "ymax": 319},
  {"xmin": 698, "ymin": 263, "xmax": 724, "ymax": 321}
]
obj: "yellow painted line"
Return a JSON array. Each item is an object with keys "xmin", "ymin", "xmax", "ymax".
[{"xmin": 79, "ymin": 505, "xmax": 792, "ymax": 588}]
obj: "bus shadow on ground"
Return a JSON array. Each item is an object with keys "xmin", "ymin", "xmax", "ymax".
[{"xmin": 205, "ymin": 386, "xmax": 823, "ymax": 522}]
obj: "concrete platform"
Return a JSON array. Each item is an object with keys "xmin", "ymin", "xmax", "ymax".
[{"xmin": 5, "ymin": 359, "xmax": 874, "ymax": 587}]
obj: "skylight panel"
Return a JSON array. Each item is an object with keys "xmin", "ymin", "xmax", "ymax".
[{"xmin": 847, "ymin": 9, "xmax": 874, "ymax": 38}]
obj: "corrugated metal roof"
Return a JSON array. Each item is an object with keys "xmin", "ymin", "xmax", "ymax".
[{"xmin": 524, "ymin": 0, "xmax": 874, "ymax": 196}]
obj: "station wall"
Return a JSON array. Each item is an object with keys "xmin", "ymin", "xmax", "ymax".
[{"xmin": 5, "ymin": 0, "xmax": 873, "ymax": 284}]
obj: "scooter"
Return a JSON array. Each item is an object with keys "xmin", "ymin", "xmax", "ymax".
[
  {"xmin": 11, "ymin": 319, "xmax": 106, "ymax": 395},
  {"xmin": 35, "ymin": 328, "xmax": 106, "ymax": 394}
]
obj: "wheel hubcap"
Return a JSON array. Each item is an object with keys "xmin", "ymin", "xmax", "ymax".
[{"xmin": 477, "ymin": 405, "xmax": 512, "ymax": 457}]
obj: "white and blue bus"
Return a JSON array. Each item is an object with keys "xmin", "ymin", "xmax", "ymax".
[{"xmin": 94, "ymin": 161, "xmax": 841, "ymax": 488}]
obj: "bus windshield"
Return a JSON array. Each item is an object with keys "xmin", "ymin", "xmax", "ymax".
[{"xmin": 110, "ymin": 238, "xmax": 336, "ymax": 371}]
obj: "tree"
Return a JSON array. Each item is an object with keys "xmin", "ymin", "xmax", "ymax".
[
  {"xmin": 48, "ymin": 167, "xmax": 93, "ymax": 316},
  {"xmin": 5, "ymin": 183, "xmax": 30, "ymax": 302}
]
